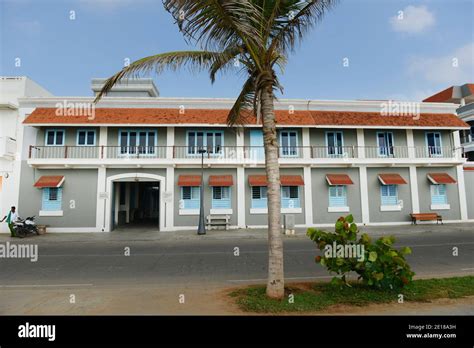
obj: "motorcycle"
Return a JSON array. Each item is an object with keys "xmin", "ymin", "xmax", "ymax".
[{"xmin": 13, "ymin": 216, "xmax": 39, "ymax": 238}]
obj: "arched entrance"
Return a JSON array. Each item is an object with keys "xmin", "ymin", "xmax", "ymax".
[{"xmin": 105, "ymin": 173, "xmax": 166, "ymax": 232}]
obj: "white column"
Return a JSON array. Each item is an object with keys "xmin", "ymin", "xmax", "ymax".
[
  {"xmin": 303, "ymin": 166, "xmax": 313, "ymax": 226},
  {"xmin": 453, "ymin": 130, "xmax": 462, "ymax": 160},
  {"xmin": 456, "ymin": 164, "xmax": 468, "ymax": 221},
  {"xmin": 236, "ymin": 128, "xmax": 244, "ymax": 161},
  {"xmin": 359, "ymin": 165, "xmax": 370, "ymax": 224},
  {"xmin": 95, "ymin": 167, "xmax": 107, "ymax": 231},
  {"xmin": 99, "ymin": 126, "xmax": 108, "ymax": 159},
  {"xmin": 356, "ymin": 129, "xmax": 365, "ymax": 158},
  {"xmin": 406, "ymin": 129, "xmax": 415, "ymax": 158},
  {"xmin": 409, "ymin": 166, "xmax": 420, "ymax": 213},
  {"xmin": 165, "ymin": 166, "xmax": 175, "ymax": 230},
  {"xmin": 237, "ymin": 166, "xmax": 246, "ymax": 228},
  {"xmin": 166, "ymin": 127, "xmax": 175, "ymax": 159},
  {"xmin": 125, "ymin": 182, "xmax": 131, "ymax": 223},
  {"xmin": 302, "ymin": 128, "xmax": 311, "ymax": 159},
  {"xmin": 114, "ymin": 182, "xmax": 120, "ymax": 225}
]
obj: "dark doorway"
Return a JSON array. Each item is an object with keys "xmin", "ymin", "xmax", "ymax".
[{"xmin": 114, "ymin": 181, "xmax": 160, "ymax": 230}]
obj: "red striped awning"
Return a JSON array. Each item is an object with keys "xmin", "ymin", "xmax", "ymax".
[
  {"xmin": 209, "ymin": 175, "xmax": 234, "ymax": 186},
  {"xmin": 248, "ymin": 175, "xmax": 267, "ymax": 186},
  {"xmin": 248, "ymin": 175, "xmax": 304, "ymax": 186},
  {"xmin": 326, "ymin": 174, "xmax": 354, "ymax": 186},
  {"xmin": 378, "ymin": 174, "xmax": 407, "ymax": 185},
  {"xmin": 427, "ymin": 173, "xmax": 456, "ymax": 184},
  {"xmin": 177, "ymin": 175, "xmax": 202, "ymax": 186},
  {"xmin": 280, "ymin": 175, "xmax": 304, "ymax": 186},
  {"xmin": 34, "ymin": 176, "xmax": 65, "ymax": 188}
]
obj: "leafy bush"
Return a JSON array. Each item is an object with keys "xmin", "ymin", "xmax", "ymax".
[{"xmin": 307, "ymin": 215, "xmax": 415, "ymax": 289}]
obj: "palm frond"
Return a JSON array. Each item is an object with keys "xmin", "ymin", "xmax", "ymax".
[
  {"xmin": 209, "ymin": 45, "xmax": 245, "ymax": 83},
  {"xmin": 269, "ymin": 0, "xmax": 338, "ymax": 55},
  {"xmin": 94, "ymin": 50, "xmax": 224, "ymax": 102},
  {"xmin": 227, "ymin": 74, "xmax": 258, "ymax": 127},
  {"xmin": 162, "ymin": 0, "xmax": 264, "ymax": 52}
]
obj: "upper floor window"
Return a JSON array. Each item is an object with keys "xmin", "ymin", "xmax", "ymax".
[
  {"xmin": 326, "ymin": 131, "xmax": 344, "ymax": 157},
  {"xmin": 45, "ymin": 129, "xmax": 64, "ymax": 146},
  {"xmin": 119, "ymin": 130, "xmax": 156, "ymax": 155},
  {"xmin": 77, "ymin": 129, "xmax": 96, "ymax": 146},
  {"xmin": 377, "ymin": 132, "xmax": 394, "ymax": 157},
  {"xmin": 380, "ymin": 184, "xmax": 398, "ymax": 206},
  {"xmin": 280, "ymin": 130, "xmax": 298, "ymax": 157},
  {"xmin": 426, "ymin": 132, "xmax": 442, "ymax": 157},
  {"xmin": 187, "ymin": 131, "xmax": 223, "ymax": 155}
]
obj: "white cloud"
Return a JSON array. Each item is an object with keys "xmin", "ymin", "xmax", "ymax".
[
  {"xmin": 407, "ymin": 42, "xmax": 474, "ymax": 84},
  {"xmin": 390, "ymin": 5, "xmax": 435, "ymax": 34}
]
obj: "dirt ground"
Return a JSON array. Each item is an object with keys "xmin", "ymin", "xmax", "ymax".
[{"xmin": 1, "ymin": 283, "xmax": 473, "ymax": 315}]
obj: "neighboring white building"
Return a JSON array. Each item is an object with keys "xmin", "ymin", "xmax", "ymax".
[{"xmin": 0, "ymin": 77, "xmax": 52, "ymax": 232}]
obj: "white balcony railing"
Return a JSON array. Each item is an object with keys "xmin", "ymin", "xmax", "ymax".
[{"xmin": 28, "ymin": 145, "xmax": 463, "ymax": 162}]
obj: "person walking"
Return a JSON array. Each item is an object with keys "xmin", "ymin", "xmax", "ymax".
[{"xmin": 1, "ymin": 206, "xmax": 19, "ymax": 237}]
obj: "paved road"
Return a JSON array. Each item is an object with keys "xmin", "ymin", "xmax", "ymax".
[{"xmin": 1, "ymin": 228, "xmax": 473, "ymax": 288}]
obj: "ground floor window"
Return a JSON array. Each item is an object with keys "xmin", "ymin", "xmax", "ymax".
[
  {"xmin": 180, "ymin": 186, "xmax": 200, "ymax": 209},
  {"xmin": 212, "ymin": 186, "xmax": 231, "ymax": 209},
  {"xmin": 251, "ymin": 186, "xmax": 267, "ymax": 208},
  {"xmin": 329, "ymin": 185, "xmax": 347, "ymax": 207},
  {"xmin": 430, "ymin": 184, "xmax": 447, "ymax": 205},
  {"xmin": 380, "ymin": 184, "xmax": 398, "ymax": 206},
  {"xmin": 281, "ymin": 186, "xmax": 300, "ymax": 208},
  {"xmin": 42, "ymin": 187, "xmax": 62, "ymax": 211}
]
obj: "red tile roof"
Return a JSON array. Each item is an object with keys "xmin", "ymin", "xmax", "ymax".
[
  {"xmin": 23, "ymin": 107, "xmax": 468, "ymax": 129},
  {"xmin": 427, "ymin": 173, "xmax": 456, "ymax": 184},
  {"xmin": 177, "ymin": 175, "xmax": 201, "ymax": 186},
  {"xmin": 378, "ymin": 174, "xmax": 408, "ymax": 185},
  {"xmin": 34, "ymin": 176, "xmax": 65, "ymax": 188},
  {"xmin": 208, "ymin": 175, "xmax": 233, "ymax": 186},
  {"xmin": 423, "ymin": 87, "xmax": 455, "ymax": 103},
  {"xmin": 326, "ymin": 174, "xmax": 354, "ymax": 185}
]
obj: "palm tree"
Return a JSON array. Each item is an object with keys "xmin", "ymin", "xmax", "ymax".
[{"xmin": 95, "ymin": 0, "xmax": 337, "ymax": 299}]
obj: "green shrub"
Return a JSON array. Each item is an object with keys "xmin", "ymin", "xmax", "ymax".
[{"xmin": 307, "ymin": 215, "xmax": 415, "ymax": 289}]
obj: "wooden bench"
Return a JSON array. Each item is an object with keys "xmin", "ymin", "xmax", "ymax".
[
  {"xmin": 410, "ymin": 213, "xmax": 443, "ymax": 225},
  {"xmin": 206, "ymin": 215, "xmax": 230, "ymax": 230}
]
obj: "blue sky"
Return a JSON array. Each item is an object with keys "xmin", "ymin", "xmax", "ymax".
[{"xmin": 0, "ymin": 0, "xmax": 472, "ymax": 101}]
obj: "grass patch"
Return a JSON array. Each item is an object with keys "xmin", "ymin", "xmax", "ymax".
[{"xmin": 230, "ymin": 276, "xmax": 474, "ymax": 313}]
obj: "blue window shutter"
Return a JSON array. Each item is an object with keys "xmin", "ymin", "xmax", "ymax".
[
  {"xmin": 42, "ymin": 188, "xmax": 62, "ymax": 211},
  {"xmin": 250, "ymin": 130, "xmax": 264, "ymax": 160},
  {"xmin": 329, "ymin": 185, "xmax": 347, "ymax": 207},
  {"xmin": 381, "ymin": 185, "xmax": 397, "ymax": 205}
]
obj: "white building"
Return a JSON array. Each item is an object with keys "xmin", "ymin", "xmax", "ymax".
[{"xmin": 0, "ymin": 77, "xmax": 52, "ymax": 231}]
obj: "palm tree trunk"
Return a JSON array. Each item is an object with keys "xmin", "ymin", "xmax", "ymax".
[{"xmin": 261, "ymin": 86, "xmax": 284, "ymax": 299}]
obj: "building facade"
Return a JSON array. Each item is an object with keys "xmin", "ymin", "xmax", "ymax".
[
  {"xmin": 0, "ymin": 77, "xmax": 52, "ymax": 232},
  {"xmin": 10, "ymin": 80, "xmax": 472, "ymax": 232}
]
